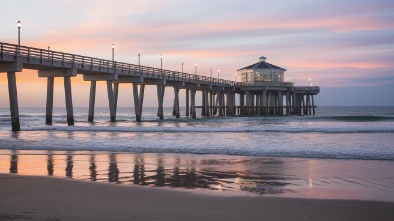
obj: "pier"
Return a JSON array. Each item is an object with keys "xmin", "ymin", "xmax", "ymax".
[{"xmin": 0, "ymin": 42, "xmax": 320, "ymax": 131}]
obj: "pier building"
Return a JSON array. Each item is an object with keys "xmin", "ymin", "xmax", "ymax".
[
  {"xmin": 0, "ymin": 42, "xmax": 320, "ymax": 131},
  {"xmin": 238, "ymin": 56, "xmax": 286, "ymax": 84}
]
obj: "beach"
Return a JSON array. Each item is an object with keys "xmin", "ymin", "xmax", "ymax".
[
  {"xmin": 1, "ymin": 106, "xmax": 394, "ymax": 220},
  {"xmin": 1, "ymin": 174, "xmax": 393, "ymax": 221}
]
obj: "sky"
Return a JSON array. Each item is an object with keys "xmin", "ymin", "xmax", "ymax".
[{"xmin": 0, "ymin": 0, "xmax": 393, "ymax": 107}]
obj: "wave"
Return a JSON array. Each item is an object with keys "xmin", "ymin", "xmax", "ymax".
[
  {"xmin": 1, "ymin": 146, "xmax": 393, "ymax": 161},
  {"xmin": 319, "ymin": 116, "xmax": 394, "ymax": 122},
  {"xmin": 22, "ymin": 125, "xmax": 394, "ymax": 133}
]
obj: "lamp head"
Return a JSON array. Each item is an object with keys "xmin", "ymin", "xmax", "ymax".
[
  {"xmin": 17, "ymin": 20, "xmax": 21, "ymax": 28},
  {"xmin": 111, "ymin": 44, "xmax": 115, "ymax": 49}
]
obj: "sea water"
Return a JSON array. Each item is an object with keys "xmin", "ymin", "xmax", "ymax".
[{"xmin": 1, "ymin": 106, "xmax": 394, "ymax": 201}]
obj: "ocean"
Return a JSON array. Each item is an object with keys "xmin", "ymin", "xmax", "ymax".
[{"xmin": 1, "ymin": 106, "xmax": 394, "ymax": 201}]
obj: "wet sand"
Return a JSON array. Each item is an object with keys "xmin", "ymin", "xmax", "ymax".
[{"xmin": 1, "ymin": 174, "xmax": 393, "ymax": 221}]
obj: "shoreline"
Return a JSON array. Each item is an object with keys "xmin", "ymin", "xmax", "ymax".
[{"xmin": 1, "ymin": 174, "xmax": 394, "ymax": 221}]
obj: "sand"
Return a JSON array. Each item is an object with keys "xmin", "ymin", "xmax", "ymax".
[{"xmin": 0, "ymin": 174, "xmax": 393, "ymax": 221}]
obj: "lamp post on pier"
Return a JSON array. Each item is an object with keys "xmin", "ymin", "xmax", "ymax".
[
  {"xmin": 138, "ymin": 53, "xmax": 141, "ymax": 74},
  {"xmin": 160, "ymin": 55, "xmax": 163, "ymax": 74},
  {"xmin": 195, "ymin": 63, "xmax": 197, "ymax": 75},
  {"xmin": 217, "ymin": 69, "xmax": 220, "ymax": 79},
  {"xmin": 182, "ymin": 62, "xmax": 184, "ymax": 74},
  {"xmin": 17, "ymin": 20, "xmax": 21, "ymax": 53},
  {"xmin": 111, "ymin": 44, "xmax": 115, "ymax": 61}
]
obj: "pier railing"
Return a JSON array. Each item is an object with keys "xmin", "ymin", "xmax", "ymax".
[
  {"xmin": 238, "ymin": 81, "xmax": 294, "ymax": 87},
  {"xmin": 0, "ymin": 42, "xmax": 236, "ymax": 87}
]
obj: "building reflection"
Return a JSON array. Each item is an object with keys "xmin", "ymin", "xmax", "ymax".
[
  {"xmin": 65, "ymin": 152, "xmax": 73, "ymax": 178},
  {"xmin": 9, "ymin": 150, "xmax": 18, "ymax": 174},
  {"xmin": 108, "ymin": 153, "xmax": 119, "ymax": 183}
]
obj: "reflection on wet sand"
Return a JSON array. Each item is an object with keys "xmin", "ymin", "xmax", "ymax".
[
  {"xmin": 133, "ymin": 157, "xmax": 146, "ymax": 185},
  {"xmin": 65, "ymin": 153, "xmax": 73, "ymax": 178},
  {"xmin": 47, "ymin": 151, "xmax": 54, "ymax": 176},
  {"xmin": 9, "ymin": 151, "xmax": 18, "ymax": 174},
  {"xmin": 3, "ymin": 151, "xmax": 291, "ymax": 194},
  {"xmin": 89, "ymin": 154, "xmax": 97, "ymax": 181},
  {"xmin": 108, "ymin": 153, "xmax": 119, "ymax": 183}
]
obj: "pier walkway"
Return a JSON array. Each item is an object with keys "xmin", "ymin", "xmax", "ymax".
[{"xmin": 0, "ymin": 42, "xmax": 320, "ymax": 131}]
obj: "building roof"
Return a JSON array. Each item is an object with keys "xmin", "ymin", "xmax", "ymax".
[{"xmin": 237, "ymin": 58, "xmax": 287, "ymax": 71}]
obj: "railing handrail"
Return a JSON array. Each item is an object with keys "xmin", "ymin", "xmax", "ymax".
[{"xmin": 1, "ymin": 41, "xmax": 238, "ymax": 87}]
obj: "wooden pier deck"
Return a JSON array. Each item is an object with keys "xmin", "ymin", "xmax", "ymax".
[{"xmin": 0, "ymin": 42, "xmax": 320, "ymax": 131}]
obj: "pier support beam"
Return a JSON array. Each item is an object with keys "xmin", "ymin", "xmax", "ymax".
[
  {"xmin": 106, "ymin": 80, "xmax": 116, "ymax": 122},
  {"xmin": 7, "ymin": 72, "xmax": 21, "ymax": 131},
  {"xmin": 64, "ymin": 76, "xmax": 74, "ymax": 126},
  {"xmin": 312, "ymin": 95, "xmax": 316, "ymax": 115},
  {"xmin": 278, "ymin": 91, "xmax": 283, "ymax": 115},
  {"xmin": 209, "ymin": 91, "xmax": 214, "ymax": 116},
  {"xmin": 186, "ymin": 89, "xmax": 190, "ymax": 116},
  {"xmin": 174, "ymin": 87, "xmax": 180, "ymax": 118},
  {"xmin": 217, "ymin": 91, "xmax": 223, "ymax": 116},
  {"xmin": 133, "ymin": 83, "xmax": 145, "ymax": 122},
  {"xmin": 88, "ymin": 81, "xmax": 96, "ymax": 122},
  {"xmin": 201, "ymin": 91, "xmax": 206, "ymax": 116},
  {"xmin": 1, "ymin": 61, "xmax": 23, "ymax": 131},
  {"xmin": 239, "ymin": 93, "xmax": 244, "ymax": 115},
  {"xmin": 157, "ymin": 85, "xmax": 165, "ymax": 120},
  {"xmin": 39, "ymin": 68, "xmax": 77, "ymax": 126},
  {"xmin": 191, "ymin": 88, "xmax": 196, "ymax": 119},
  {"xmin": 45, "ymin": 77, "xmax": 54, "ymax": 125},
  {"xmin": 262, "ymin": 90, "xmax": 267, "ymax": 115},
  {"xmin": 83, "ymin": 73, "xmax": 118, "ymax": 122},
  {"xmin": 114, "ymin": 83, "xmax": 119, "ymax": 115},
  {"xmin": 204, "ymin": 90, "xmax": 210, "ymax": 117},
  {"xmin": 292, "ymin": 92, "xmax": 297, "ymax": 115}
]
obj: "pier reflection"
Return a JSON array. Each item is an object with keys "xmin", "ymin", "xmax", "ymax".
[
  {"xmin": 3, "ymin": 151, "xmax": 290, "ymax": 195},
  {"xmin": 133, "ymin": 157, "xmax": 146, "ymax": 185},
  {"xmin": 108, "ymin": 153, "xmax": 119, "ymax": 183},
  {"xmin": 89, "ymin": 154, "xmax": 97, "ymax": 181},
  {"xmin": 47, "ymin": 151, "xmax": 54, "ymax": 176},
  {"xmin": 65, "ymin": 152, "xmax": 73, "ymax": 178},
  {"xmin": 9, "ymin": 150, "xmax": 18, "ymax": 173},
  {"xmin": 155, "ymin": 158, "xmax": 165, "ymax": 186}
]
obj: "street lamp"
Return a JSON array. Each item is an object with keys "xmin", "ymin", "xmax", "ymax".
[
  {"xmin": 217, "ymin": 69, "xmax": 220, "ymax": 79},
  {"xmin": 138, "ymin": 53, "xmax": 141, "ymax": 74},
  {"xmin": 195, "ymin": 63, "xmax": 197, "ymax": 75},
  {"xmin": 182, "ymin": 62, "xmax": 184, "ymax": 74},
  {"xmin": 160, "ymin": 55, "xmax": 163, "ymax": 74},
  {"xmin": 111, "ymin": 44, "xmax": 115, "ymax": 61},
  {"xmin": 17, "ymin": 20, "xmax": 21, "ymax": 52}
]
